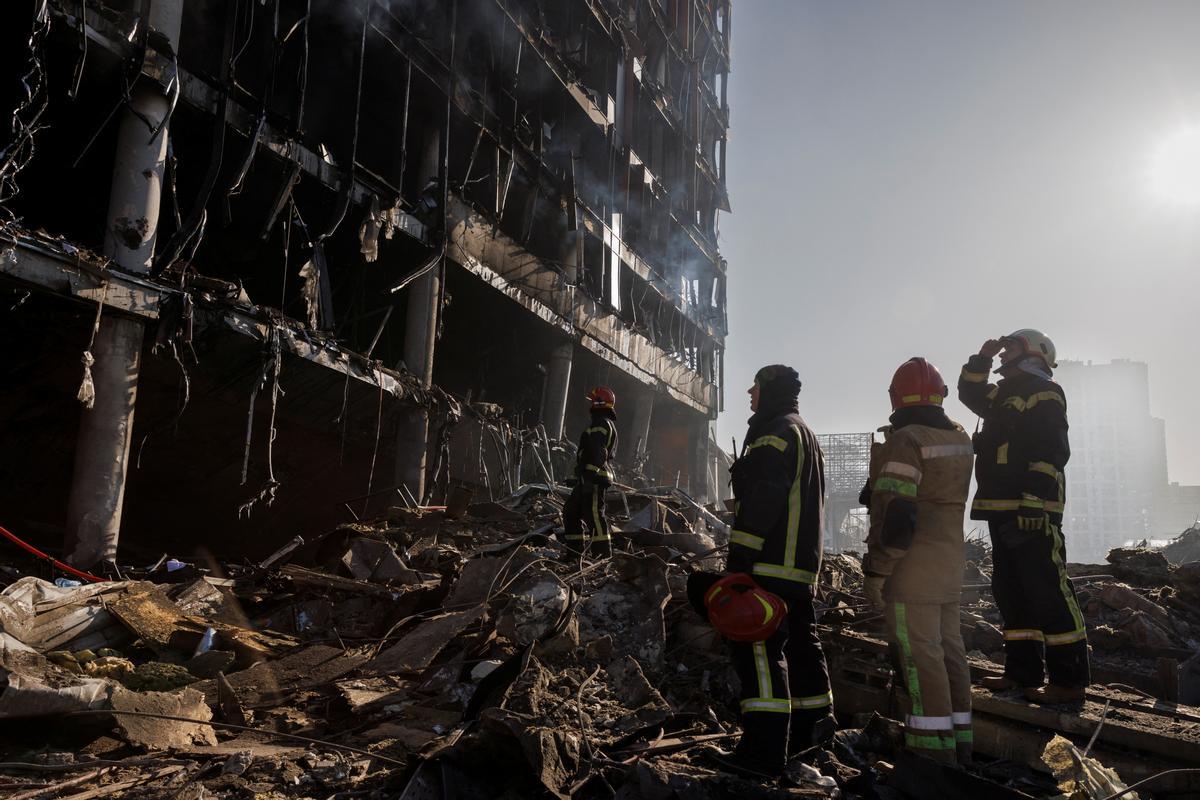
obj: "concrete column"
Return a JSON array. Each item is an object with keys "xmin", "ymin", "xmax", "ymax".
[
  {"xmin": 692, "ymin": 418, "xmax": 712, "ymax": 502},
  {"xmin": 541, "ymin": 231, "xmax": 579, "ymax": 440},
  {"xmin": 64, "ymin": 319, "xmax": 144, "ymax": 567},
  {"xmin": 629, "ymin": 390, "xmax": 654, "ymax": 461},
  {"xmin": 558, "ymin": 230, "xmax": 579, "ymax": 294},
  {"xmin": 396, "ymin": 128, "xmax": 442, "ymax": 501},
  {"xmin": 543, "ymin": 343, "xmax": 574, "ymax": 441},
  {"xmin": 63, "ymin": 1, "xmax": 184, "ymax": 568},
  {"xmin": 614, "ymin": 55, "xmax": 627, "ymax": 149}
]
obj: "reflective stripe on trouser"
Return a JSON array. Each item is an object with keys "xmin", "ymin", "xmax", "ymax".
[
  {"xmin": 730, "ymin": 588, "xmax": 833, "ymax": 770},
  {"xmin": 886, "ymin": 601, "xmax": 971, "ymax": 763},
  {"xmin": 731, "ymin": 624, "xmax": 791, "ymax": 773},
  {"xmin": 989, "ymin": 520, "xmax": 1089, "ymax": 688},
  {"xmin": 784, "ymin": 587, "xmax": 833, "ymax": 750},
  {"xmin": 779, "ymin": 586, "xmax": 834, "ymax": 753},
  {"xmin": 560, "ymin": 484, "xmax": 612, "ymax": 559}
]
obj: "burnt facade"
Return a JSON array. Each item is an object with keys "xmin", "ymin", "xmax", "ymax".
[{"xmin": 0, "ymin": 0, "xmax": 730, "ymax": 564}]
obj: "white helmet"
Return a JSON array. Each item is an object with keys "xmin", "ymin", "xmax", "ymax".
[{"xmin": 1001, "ymin": 329, "xmax": 1057, "ymax": 370}]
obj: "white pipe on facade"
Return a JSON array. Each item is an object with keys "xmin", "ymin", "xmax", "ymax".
[{"xmin": 64, "ymin": 0, "xmax": 185, "ymax": 567}]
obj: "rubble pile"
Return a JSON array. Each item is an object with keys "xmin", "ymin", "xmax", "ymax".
[
  {"xmin": 814, "ymin": 542, "xmax": 1200, "ymax": 797},
  {"xmin": 1161, "ymin": 525, "xmax": 1200, "ymax": 565},
  {"xmin": 0, "ymin": 487, "xmax": 875, "ymax": 799},
  {"xmin": 817, "ymin": 539, "xmax": 1200, "ymax": 705},
  {"xmin": 4, "ymin": 494, "xmax": 1199, "ymax": 797}
]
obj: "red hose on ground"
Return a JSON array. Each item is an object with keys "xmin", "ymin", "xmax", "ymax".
[{"xmin": 0, "ymin": 524, "xmax": 109, "ymax": 583}]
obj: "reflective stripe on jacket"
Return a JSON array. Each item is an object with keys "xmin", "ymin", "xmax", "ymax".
[
  {"xmin": 957, "ymin": 355, "xmax": 1069, "ymax": 521},
  {"xmin": 729, "ymin": 412, "xmax": 826, "ymax": 597},
  {"xmin": 576, "ymin": 412, "xmax": 618, "ymax": 486}
]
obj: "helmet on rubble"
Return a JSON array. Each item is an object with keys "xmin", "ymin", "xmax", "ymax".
[
  {"xmin": 1000, "ymin": 329, "xmax": 1057, "ymax": 370},
  {"xmin": 704, "ymin": 573, "xmax": 787, "ymax": 642},
  {"xmin": 888, "ymin": 357, "xmax": 948, "ymax": 411},
  {"xmin": 587, "ymin": 386, "xmax": 616, "ymax": 411}
]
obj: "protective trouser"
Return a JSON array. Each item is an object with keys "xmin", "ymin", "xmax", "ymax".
[
  {"xmin": 885, "ymin": 601, "xmax": 973, "ymax": 764},
  {"xmin": 561, "ymin": 483, "xmax": 612, "ymax": 559},
  {"xmin": 989, "ymin": 519, "xmax": 1089, "ymax": 688},
  {"xmin": 730, "ymin": 588, "xmax": 833, "ymax": 772}
]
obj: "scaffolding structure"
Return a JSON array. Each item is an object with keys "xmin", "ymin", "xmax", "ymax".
[{"xmin": 818, "ymin": 432, "xmax": 874, "ymax": 552}]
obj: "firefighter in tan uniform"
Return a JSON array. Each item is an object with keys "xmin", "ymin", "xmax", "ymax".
[{"xmin": 862, "ymin": 358, "xmax": 975, "ymax": 765}]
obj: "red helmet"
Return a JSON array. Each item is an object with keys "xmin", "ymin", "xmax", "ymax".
[
  {"xmin": 588, "ymin": 386, "xmax": 616, "ymax": 411},
  {"xmin": 704, "ymin": 573, "xmax": 787, "ymax": 642},
  {"xmin": 889, "ymin": 357, "xmax": 948, "ymax": 411}
]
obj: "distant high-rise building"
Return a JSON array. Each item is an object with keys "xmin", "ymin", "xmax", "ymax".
[{"xmin": 1055, "ymin": 360, "xmax": 1168, "ymax": 562}]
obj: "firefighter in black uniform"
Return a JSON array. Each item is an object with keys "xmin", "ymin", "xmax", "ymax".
[
  {"xmin": 958, "ymin": 329, "xmax": 1089, "ymax": 704},
  {"xmin": 716, "ymin": 364, "xmax": 835, "ymax": 778},
  {"xmin": 561, "ymin": 386, "xmax": 618, "ymax": 559}
]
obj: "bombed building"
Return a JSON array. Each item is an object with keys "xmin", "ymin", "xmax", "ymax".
[
  {"xmin": 10, "ymin": 4, "xmax": 1200, "ymax": 799},
  {"xmin": 0, "ymin": 0, "xmax": 731, "ymax": 565}
]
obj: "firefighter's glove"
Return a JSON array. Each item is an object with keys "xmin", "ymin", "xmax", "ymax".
[
  {"xmin": 1016, "ymin": 507, "xmax": 1047, "ymax": 532},
  {"xmin": 864, "ymin": 575, "xmax": 886, "ymax": 610}
]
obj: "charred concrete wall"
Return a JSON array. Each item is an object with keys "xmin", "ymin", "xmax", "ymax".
[{"xmin": 0, "ymin": 0, "xmax": 730, "ymax": 561}]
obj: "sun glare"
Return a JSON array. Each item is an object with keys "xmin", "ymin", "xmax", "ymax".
[{"xmin": 1150, "ymin": 126, "xmax": 1200, "ymax": 206}]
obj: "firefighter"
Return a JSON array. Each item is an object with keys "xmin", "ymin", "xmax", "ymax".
[
  {"xmin": 709, "ymin": 364, "xmax": 834, "ymax": 778},
  {"xmin": 560, "ymin": 386, "xmax": 618, "ymax": 559},
  {"xmin": 958, "ymin": 330, "xmax": 1089, "ymax": 704},
  {"xmin": 862, "ymin": 358, "xmax": 975, "ymax": 765}
]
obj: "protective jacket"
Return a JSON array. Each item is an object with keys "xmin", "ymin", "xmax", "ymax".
[
  {"xmin": 723, "ymin": 388, "xmax": 832, "ymax": 775},
  {"xmin": 575, "ymin": 409, "xmax": 618, "ymax": 486},
  {"xmin": 958, "ymin": 355, "xmax": 1069, "ymax": 522},
  {"xmin": 959, "ymin": 353, "xmax": 1087, "ymax": 689},
  {"xmin": 729, "ymin": 403, "xmax": 826, "ymax": 598},
  {"xmin": 864, "ymin": 407, "xmax": 974, "ymax": 605}
]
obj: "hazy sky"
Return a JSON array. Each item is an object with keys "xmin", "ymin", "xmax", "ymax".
[{"xmin": 715, "ymin": 0, "xmax": 1200, "ymax": 485}]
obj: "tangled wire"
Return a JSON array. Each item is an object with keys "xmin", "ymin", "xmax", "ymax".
[{"xmin": 0, "ymin": 2, "xmax": 51, "ymax": 218}]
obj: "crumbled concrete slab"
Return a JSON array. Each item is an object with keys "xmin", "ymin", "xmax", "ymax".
[
  {"xmin": 497, "ymin": 575, "xmax": 570, "ymax": 646},
  {"xmin": 364, "ymin": 606, "xmax": 485, "ymax": 676},
  {"xmin": 184, "ymin": 649, "xmax": 236, "ymax": 679},
  {"xmin": 110, "ymin": 685, "xmax": 216, "ymax": 749},
  {"xmin": 341, "ymin": 538, "xmax": 422, "ymax": 585},
  {"xmin": 193, "ymin": 644, "xmax": 368, "ymax": 705}
]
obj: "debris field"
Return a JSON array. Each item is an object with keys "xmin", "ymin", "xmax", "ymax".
[
  {"xmin": 0, "ymin": 2, "xmax": 1199, "ymax": 798},
  {"xmin": 3, "ymin": 489, "xmax": 1200, "ymax": 799}
]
